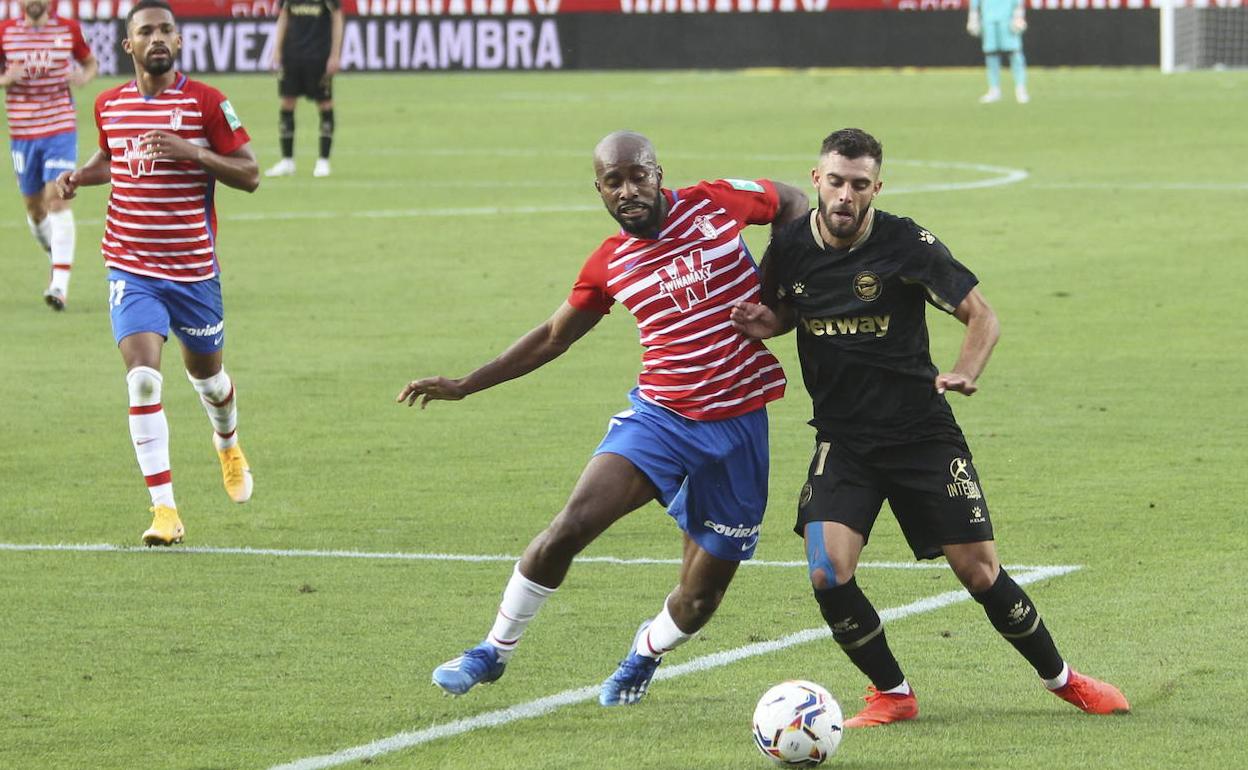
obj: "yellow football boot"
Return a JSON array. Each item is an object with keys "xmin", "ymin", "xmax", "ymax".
[
  {"xmin": 217, "ymin": 443, "xmax": 253, "ymax": 503},
  {"xmin": 142, "ymin": 505, "xmax": 184, "ymax": 546}
]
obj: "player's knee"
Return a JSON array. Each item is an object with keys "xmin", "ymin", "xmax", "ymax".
[
  {"xmin": 812, "ymin": 577, "xmax": 883, "ymax": 649},
  {"xmin": 951, "ymin": 559, "xmax": 998, "ymax": 594},
  {"xmin": 537, "ymin": 513, "xmax": 594, "ymax": 558},
  {"xmin": 25, "ymin": 199, "xmax": 47, "ymax": 221},
  {"xmin": 670, "ymin": 586, "xmax": 724, "ymax": 626},
  {"xmin": 126, "ymin": 366, "xmax": 163, "ymax": 406},
  {"xmin": 187, "ymin": 369, "xmax": 231, "ymax": 403}
]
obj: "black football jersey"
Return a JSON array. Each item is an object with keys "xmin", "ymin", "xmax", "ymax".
[
  {"xmin": 765, "ymin": 208, "xmax": 979, "ymax": 452},
  {"xmin": 278, "ymin": 0, "xmax": 340, "ymax": 63}
]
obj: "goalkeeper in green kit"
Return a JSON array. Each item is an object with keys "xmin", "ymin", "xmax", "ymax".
[{"xmin": 967, "ymin": 0, "xmax": 1029, "ymax": 104}]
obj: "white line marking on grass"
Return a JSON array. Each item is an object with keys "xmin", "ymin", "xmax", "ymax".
[
  {"xmin": 267, "ymin": 564, "xmax": 1079, "ymax": 770},
  {"xmin": 0, "ymin": 542, "xmax": 1063, "ymax": 572}
]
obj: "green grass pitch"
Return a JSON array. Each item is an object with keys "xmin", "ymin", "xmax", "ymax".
[{"xmin": 1, "ymin": 67, "xmax": 1246, "ymax": 769}]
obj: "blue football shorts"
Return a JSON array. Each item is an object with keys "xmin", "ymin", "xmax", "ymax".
[
  {"xmin": 982, "ymin": 20, "xmax": 1023, "ymax": 54},
  {"xmin": 107, "ymin": 268, "xmax": 226, "ymax": 354},
  {"xmin": 10, "ymin": 132, "xmax": 78, "ymax": 196},
  {"xmin": 594, "ymin": 388, "xmax": 770, "ymax": 562}
]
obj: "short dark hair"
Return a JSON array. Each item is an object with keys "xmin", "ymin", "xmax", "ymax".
[
  {"xmin": 127, "ymin": 0, "xmax": 175, "ymax": 28},
  {"xmin": 820, "ymin": 128, "xmax": 883, "ymax": 168}
]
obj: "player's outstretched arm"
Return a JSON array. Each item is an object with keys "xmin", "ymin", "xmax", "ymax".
[
  {"xmin": 138, "ymin": 131, "xmax": 260, "ymax": 192},
  {"xmin": 396, "ymin": 301, "xmax": 604, "ymax": 409},
  {"xmin": 55, "ymin": 149, "xmax": 111, "ymax": 199},
  {"xmin": 935, "ymin": 287, "xmax": 1000, "ymax": 396},
  {"xmin": 730, "ymin": 302, "xmax": 791, "ymax": 340},
  {"xmin": 770, "ymin": 181, "xmax": 810, "ymax": 229}
]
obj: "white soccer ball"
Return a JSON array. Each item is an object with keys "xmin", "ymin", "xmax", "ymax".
[{"xmin": 751, "ymin": 680, "xmax": 844, "ymax": 767}]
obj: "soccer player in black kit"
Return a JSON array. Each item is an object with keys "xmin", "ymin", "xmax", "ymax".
[
  {"xmin": 266, "ymin": 0, "xmax": 342, "ymax": 178},
  {"xmin": 730, "ymin": 128, "xmax": 1129, "ymax": 727}
]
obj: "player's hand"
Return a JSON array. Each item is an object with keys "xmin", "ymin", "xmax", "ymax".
[
  {"xmin": 271, "ymin": 54, "xmax": 282, "ymax": 73},
  {"xmin": 55, "ymin": 169, "xmax": 80, "ymax": 200},
  {"xmin": 1010, "ymin": 11, "xmax": 1027, "ymax": 34},
  {"xmin": 0, "ymin": 63, "xmax": 24, "ymax": 87},
  {"xmin": 935, "ymin": 372, "xmax": 978, "ymax": 396},
  {"xmin": 730, "ymin": 301, "xmax": 784, "ymax": 339},
  {"xmin": 966, "ymin": 12, "xmax": 981, "ymax": 37},
  {"xmin": 138, "ymin": 130, "xmax": 201, "ymax": 163},
  {"xmin": 325, "ymin": 58, "xmax": 340, "ymax": 77},
  {"xmin": 396, "ymin": 376, "xmax": 468, "ymax": 408},
  {"xmin": 67, "ymin": 67, "xmax": 90, "ymax": 88}
]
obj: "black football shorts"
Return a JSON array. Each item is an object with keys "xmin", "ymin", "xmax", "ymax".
[
  {"xmin": 794, "ymin": 436, "xmax": 995, "ymax": 560},
  {"xmin": 278, "ymin": 59, "xmax": 333, "ymax": 101}
]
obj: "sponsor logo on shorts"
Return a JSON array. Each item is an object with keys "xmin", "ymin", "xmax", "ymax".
[
  {"xmin": 179, "ymin": 320, "xmax": 224, "ymax": 337},
  {"xmin": 702, "ymin": 520, "xmax": 760, "ymax": 540},
  {"xmin": 799, "ymin": 482, "xmax": 813, "ymax": 508},
  {"xmin": 946, "ymin": 457, "xmax": 982, "ymax": 501}
]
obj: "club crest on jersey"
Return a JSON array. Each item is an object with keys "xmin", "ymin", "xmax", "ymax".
[
  {"xmin": 853, "ymin": 271, "xmax": 882, "ymax": 302},
  {"xmin": 693, "ymin": 214, "xmax": 717, "ymax": 239},
  {"xmin": 657, "ymin": 248, "xmax": 712, "ymax": 312},
  {"xmin": 23, "ymin": 49, "xmax": 54, "ymax": 78},
  {"xmin": 123, "ymin": 136, "xmax": 160, "ymax": 177},
  {"xmin": 169, "ymin": 108, "xmax": 183, "ymax": 131}
]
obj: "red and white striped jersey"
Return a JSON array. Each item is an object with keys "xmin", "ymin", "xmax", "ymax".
[
  {"xmin": 569, "ymin": 179, "xmax": 787, "ymax": 421},
  {"xmin": 0, "ymin": 16, "xmax": 91, "ymax": 140},
  {"xmin": 94, "ymin": 73, "xmax": 251, "ymax": 282}
]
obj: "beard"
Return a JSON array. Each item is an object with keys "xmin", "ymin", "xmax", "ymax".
[
  {"xmin": 612, "ymin": 192, "xmax": 663, "ymax": 236},
  {"xmin": 144, "ymin": 51, "xmax": 175, "ymax": 76},
  {"xmin": 818, "ymin": 198, "xmax": 868, "ymax": 240}
]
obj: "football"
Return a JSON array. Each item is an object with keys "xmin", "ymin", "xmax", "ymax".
[{"xmin": 751, "ymin": 680, "xmax": 844, "ymax": 767}]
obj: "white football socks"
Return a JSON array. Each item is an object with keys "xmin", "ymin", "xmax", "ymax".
[
  {"xmin": 882, "ymin": 680, "xmax": 912, "ymax": 696},
  {"xmin": 127, "ymin": 367, "xmax": 174, "ymax": 508},
  {"xmin": 46, "ymin": 209, "xmax": 75, "ymax": 294},
  {"xmin": 487, "ymin": 563, "xmax": 557, "ymax": 661},
  {"xmin": 635, "ymin": 597, "xmax": 695, "ymax": 659},
  {"xmin": 187, "ymin": 369, "xmax": 238, "ymax": 449},
  {"xmin": 1043, "ymin": 662, "xmax": 1071, "ymax": 690}
]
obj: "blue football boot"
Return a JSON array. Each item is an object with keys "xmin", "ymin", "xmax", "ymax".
[
  {"xmin": 599, "ymin": 621, "xmax": 661, "ymax": 706},
  {"xmin": 432, "ymin": 642, "xmax": 506, "ymax": 696}
]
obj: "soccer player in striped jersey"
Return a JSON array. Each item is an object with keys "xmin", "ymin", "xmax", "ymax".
[
  {"xmin": 55, "ymin": 0, "xmax": 260, "ymax": 546},
  {"xmin": 400, "ymin": 131, "xmax": 808, "ymax": 705},
  {"xmin": 0, "ymin": 0, "xmax": 97, "ymax": 310}
]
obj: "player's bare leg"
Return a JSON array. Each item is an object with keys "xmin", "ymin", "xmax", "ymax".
[
  {"xmin": 945, "ymin": 539, "xmax": 1129, "ymax": 714},
  {"xmin": 601, "ymin": 535, "xmax": 740, "ymax": 706},
  {"xmin": 183, "ymin": 346, "xmax": 252, "ymax": 503},
  {"xmin": 807, "ymin": 521, "xmax": 918, "ymax": 727},
  {"xmin": 433, "ymin": 453, "xmax": 656, "ymax": 696},
  {"xmin": 120, "ymin": 333, "xmax": 182, "ymax": 545}
]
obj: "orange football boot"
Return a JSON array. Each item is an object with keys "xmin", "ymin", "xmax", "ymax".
[
  {"xmin": 1051, "ymin": 670, "xmax": 1131, "ymax": 715},
  {"xmin": 844, "ymin": 685, "xmax": 919, "ymax": 728}
]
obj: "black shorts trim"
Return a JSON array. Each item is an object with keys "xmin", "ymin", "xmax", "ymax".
[
  {"xmin": 279, "ymin": 60, "xmax": 333, "ymax": 101},
  {"xmin": 794, "ymin": 437, "xmax": 994, "ymax": 560}
]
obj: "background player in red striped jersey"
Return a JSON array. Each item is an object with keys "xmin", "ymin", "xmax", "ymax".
[
  {"xmin": 0, "ymin": 0, "xmax": 97, "ymax": 310},
  {"xmin": 55, "ymin": 0, "xmax": 260, "ymax": 546},
  {"xmin": 399, "ymin": 131, "xmax": 808, "ymax": 705}
]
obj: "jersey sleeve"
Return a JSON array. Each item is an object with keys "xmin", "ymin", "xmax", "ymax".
[
  {"xmin": 897, "ymin": 219, "xmax": 979, "ymax": 314},
  {"xmin": 199, "ymin": 86, "xmax": 251, "ymax": 156},
  {"xmin": 68, "ymin": 20, "xmax": 92, "ymax": 61},
  {"xmin": 567, "ymin": 246, "xmax": 614, "ymax": 315},
  {"xmin": 95, "ymin": 92, "xmax": 109, "ymax": 152},
  {"xmin": 698, "ymin": 178, "xmax": 780, "ymax": 226}
]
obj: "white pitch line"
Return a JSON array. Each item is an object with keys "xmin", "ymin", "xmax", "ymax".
[
  {"xmin": 267, "ymin": 564, "xmax": 1080, "ymax": 770},
  {"xmin": 0, "ymin": 542, "xmax": 1065, "ymax": 572}
]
